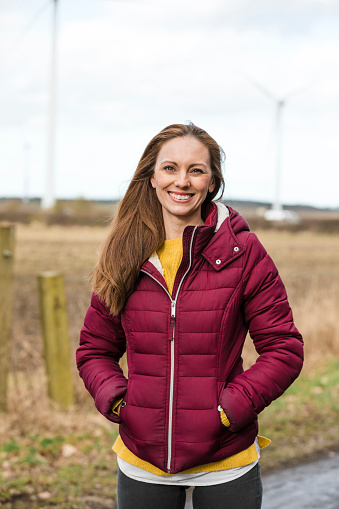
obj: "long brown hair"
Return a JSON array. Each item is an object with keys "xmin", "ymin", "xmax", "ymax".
[{"xmin": 93, "ymin": 122, "xmax": 225, "ymax": 315}]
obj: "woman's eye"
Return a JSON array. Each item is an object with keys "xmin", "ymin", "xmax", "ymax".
[
  {"xmin": 191, "ymin": 168, "xmax": 204, "ymax": 174},
  {"xmin": 164, "ymin": 165, "xmax": 175, "ymax": 172}
]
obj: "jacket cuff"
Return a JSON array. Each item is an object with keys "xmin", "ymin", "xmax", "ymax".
[
  {"xmin": 94, "ymin": 381, "xmax": 127, "ymax": 424},
  {"xmin": 220, "ymin": 385, "xmax": 258, "ymax": 432}
]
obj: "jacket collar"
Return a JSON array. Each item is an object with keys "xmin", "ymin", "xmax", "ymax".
[{"xmin": 201, "ymin": 204, "xmax": 248, "ymax": 271}]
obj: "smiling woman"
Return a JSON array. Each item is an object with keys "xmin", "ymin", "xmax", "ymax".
[
  {"xmin": 151, "ymin": 136, "xmax": 216, "ymax": 239},
  {"xmin": 76, "ymin": 122, "xmax": 303, "ymax": 509}
]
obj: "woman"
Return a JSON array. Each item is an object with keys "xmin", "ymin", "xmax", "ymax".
[{"xmin": 76, "ymin": 123, "xmax": 303, "ymax": 509}]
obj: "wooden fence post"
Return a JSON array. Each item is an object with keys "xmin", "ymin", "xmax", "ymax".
[
  {"xmin": 37, "ymin": 271, "xmax": 75, "ymax": 407},
  {"xmin": 0, "ymin": 223, "xmax": 15, "ymax": 412}
]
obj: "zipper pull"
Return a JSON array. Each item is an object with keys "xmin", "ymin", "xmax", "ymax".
[
  {"xmin": 171, "ymin": 301, "xmax": 176, "ymax": 318},
  {"xmin": 170, "ymin": 301, "xmax": 176, "ymax": 341}
]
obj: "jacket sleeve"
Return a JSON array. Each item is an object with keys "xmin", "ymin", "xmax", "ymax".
[
  {"xmin": 219, "ymin": 233, "xmax": 304, "ymax": 432},
  {"xmin": 76, "ymin": 292, "xmax": 128, "ymax": 423}
]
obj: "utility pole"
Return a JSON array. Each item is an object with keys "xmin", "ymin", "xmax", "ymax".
[{"xmin": 42, "ymin": 0, "xmax": 58, "ymax": 209}]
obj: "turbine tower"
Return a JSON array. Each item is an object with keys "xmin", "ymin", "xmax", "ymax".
[
  {"xmin": 265, "ymin": 97, "xmax": 288, "ymax": 221},
  {"xmin": 41, "ymin": 0, "xmax": 58, "ymax": 209}
]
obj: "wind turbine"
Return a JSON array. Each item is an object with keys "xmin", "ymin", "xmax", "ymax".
[
  {"xmin": 239, "ymin": 72, "xmax": 312, "ymax": 221},
  {"xmin": 41, "ymin": 0, "xmax": 58, "ymax": 209},
  {"xmin": 4, "ymin": 0, "xmax": 55, "ymax": 208}
]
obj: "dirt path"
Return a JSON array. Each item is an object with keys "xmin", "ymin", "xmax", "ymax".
[{"xmin": 262, "ymin": 452, "xmax": 339, "ymax": 509}]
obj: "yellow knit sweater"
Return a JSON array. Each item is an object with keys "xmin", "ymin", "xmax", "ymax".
[{"xmin": 112, "ymin": 238, "xmax": 269, "ymax": 475}]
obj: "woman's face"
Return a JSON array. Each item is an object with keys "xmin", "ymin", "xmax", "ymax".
[{"xmin": 151, "ymin": 136, "xmax": 215, "ymax": 234}]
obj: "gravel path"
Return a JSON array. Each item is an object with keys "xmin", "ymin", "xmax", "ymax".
[{"xmin": 262, "ymin": 452, "xmax": 339, "ymax": 509}]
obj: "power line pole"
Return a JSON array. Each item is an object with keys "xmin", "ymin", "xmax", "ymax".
[{"xmin": 42, "ymin": 0, "xmax": 58, "ymax": 209}]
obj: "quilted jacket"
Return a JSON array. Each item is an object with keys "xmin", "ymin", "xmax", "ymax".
[{"xmin": 76, "ymin": 203, "xmax": 303, "ymax": 474}]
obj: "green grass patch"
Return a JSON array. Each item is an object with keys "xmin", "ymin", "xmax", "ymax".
[
  {"xmin": 2, "ymin": 439, "xmax": 20, "ymax": 454},
  {"xmin": 0, "ymin": 429, "xmax": 119, "ymax": 507}
]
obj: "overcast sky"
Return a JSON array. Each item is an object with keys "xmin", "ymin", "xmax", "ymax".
[{"xmin": 1, "ymin": 0, "xmax": 338, "ymax": 208}]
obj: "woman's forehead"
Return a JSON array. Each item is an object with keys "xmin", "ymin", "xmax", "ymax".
[{"xmin": 156, "ymin": 136, "xmax": 210, "ymax": 166}]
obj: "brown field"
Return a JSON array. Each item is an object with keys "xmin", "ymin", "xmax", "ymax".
[
  {"xmin": 1, "ymin": 221, "xmax": 339, "ymax": 507},
  {"xmin": 3, "ymin": 222, "xmax": 339, "ymax": 431}
]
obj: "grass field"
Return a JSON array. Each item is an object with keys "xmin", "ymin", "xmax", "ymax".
[{"xmin": 1, "ymin": 222, "xmax": 339, "ymax": 507}]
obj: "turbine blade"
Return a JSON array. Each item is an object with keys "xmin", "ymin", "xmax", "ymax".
[
  {"xmin": 285, "ymin": 79, "xmax": 320, "ymax": 100},
  {"xmin": 236, "ymin": 68, "xmax": 277, "ymax": 102}
]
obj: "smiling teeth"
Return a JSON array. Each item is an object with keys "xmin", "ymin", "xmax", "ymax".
[{"xmin": 169, "ymin": 192, "xmax": 192, "ymax": 200}]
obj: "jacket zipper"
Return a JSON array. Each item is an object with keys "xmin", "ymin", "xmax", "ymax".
[
  {"xmin": 167, "ymin": 302, "xmax": 176, "ymax": 472},
  {"xmin": 141, "ymin": 226, "xmax": 197, "ymax": 473}
]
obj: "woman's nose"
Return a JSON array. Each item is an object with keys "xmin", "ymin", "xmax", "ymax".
[{"xmin": 175, "ymin": 171, "xmax": 190, "ymax": 188}]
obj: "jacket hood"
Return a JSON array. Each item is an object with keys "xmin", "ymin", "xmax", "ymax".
[
  {"xmin": 226, "ymin": 205, "xmax": 250, "ymax": 235},
  {"xmin": 201, "ymin": 202, "xmax": 250, "ymax": 236}
]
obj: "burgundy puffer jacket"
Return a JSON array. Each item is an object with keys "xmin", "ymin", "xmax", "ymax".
[{"xmin": 77, "ymin": 203, "xmax": 303, "ymax": 474}]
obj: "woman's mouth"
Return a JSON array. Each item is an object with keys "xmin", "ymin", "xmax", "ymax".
[{"xmin": 168, "ymin": 192, "xmax": 194, "ymax": 201}]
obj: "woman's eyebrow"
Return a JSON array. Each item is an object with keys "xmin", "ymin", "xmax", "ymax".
[
  {"xmin": 159, "ymin": 160, "xmax": 178, "ymax": 166},
  {"xmin": 188, "ymin": 163, "xmax": 208, "ymax": 169},
  {"xmin": 159, "ymin": 160, "xmax": 207, "ymax": 168}
]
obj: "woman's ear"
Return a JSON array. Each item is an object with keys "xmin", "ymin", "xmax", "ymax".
[
  {"xmin": 150, "ymin": 174, "xmax": 156, "ymax": 188},
  {"xmin": 208, "ymin": 177, "xmax": 215, "ymax": 193}
]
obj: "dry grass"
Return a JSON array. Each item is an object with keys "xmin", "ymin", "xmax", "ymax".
[{"xmin": 2, "ymin": 224, "xmax": 109, "ymax": 439}]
